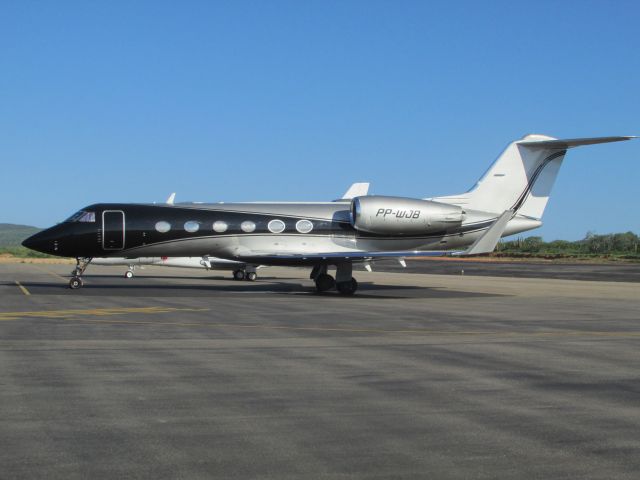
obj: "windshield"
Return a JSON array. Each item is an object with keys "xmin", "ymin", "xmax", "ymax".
[{"xmin": 65, "ymin": 210, "xmax": 96, "ymax": 223}]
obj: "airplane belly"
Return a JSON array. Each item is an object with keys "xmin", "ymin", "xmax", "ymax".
[{"xmin": 234, "ymin": 235, "xmax": 356, "ymax": 256}]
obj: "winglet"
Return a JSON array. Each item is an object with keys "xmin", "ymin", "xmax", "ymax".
[
  {"xmin": 166, "ymin": 193, "xmax": 176, "ymax": 205},
  {"xmin": 457, "ymin": 210, "xmax": 513, "ymax": 256}
]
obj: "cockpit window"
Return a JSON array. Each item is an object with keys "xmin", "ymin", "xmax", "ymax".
[{"xmin": 65, "ymin": 211, "xmax": 96, "ymax": 223}]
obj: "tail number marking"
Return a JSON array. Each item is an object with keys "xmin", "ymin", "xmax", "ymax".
[{"xmin": 376, "ymin": 208, "xmax": 421, "ymax": 219}]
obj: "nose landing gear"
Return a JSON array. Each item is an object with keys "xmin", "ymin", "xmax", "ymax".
[{"xmin": 69, "ymin": 257, "xmax": 92, "ymax": 289}]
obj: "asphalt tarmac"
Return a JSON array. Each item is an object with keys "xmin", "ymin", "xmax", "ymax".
[
  {"xmin": 1, "ymin": 262, "xmax": 639, "ymax": 479},
  {"xmin": 373, "ymin": 258, "xmax": 640, "ymax": 282}
]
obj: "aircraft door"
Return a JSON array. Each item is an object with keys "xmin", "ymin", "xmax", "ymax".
[{"xmin": 102, "ymin": 210, "xmax": 125, "ymax": 250}]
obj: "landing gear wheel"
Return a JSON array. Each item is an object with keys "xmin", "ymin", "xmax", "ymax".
[
  {"xmin": 124, "ymin": 270, "xmax": 134, "ymax": 279},
  {"xmin": 336, "ymin": 277, "xmax": 358, "ymax": 295},
  {"xmin": 233, "ymin": 269, "xmax": 246, "ymax": 281},
  {"xmin": 315, "ymin": 273, "xmax": 336, "ymax": 293},
  {"xmin": 69, "ymin": 257, "xmax": 92, "ymax": 290},
  {"xmin": 246, "ymin": 272, "xmax": 257, "ymax": 282}
]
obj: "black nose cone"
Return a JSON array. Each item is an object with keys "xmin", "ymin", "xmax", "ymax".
[{"xmin": 22, "ymin": 230, "xmax": 54, "ymax": 255}]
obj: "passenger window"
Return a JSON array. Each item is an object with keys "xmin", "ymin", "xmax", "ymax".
[
  {"xmin": 155, "ymin": 221, "xmax": 171, "ymax": 233},
  {"xmin": 213, "ymin": 221, "xmax": 228, "ymax": 233},
  {"xmin": 268, "ymin": 219, "xmax": 285, "ymax": 233},
  {"xmin": 184, "ymin": 221, "xmax": 200, "ymax": 233},
  {"xmin": 241, "ymin": 221, "xmax": 256, "ymax": 233},
  {"xmin": 296, "ymin": 219, "xmax": 313, "ymax": 233}
]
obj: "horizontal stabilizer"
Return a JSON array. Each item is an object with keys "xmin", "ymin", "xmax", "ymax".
[{"xmin": 519, "ymin": 136, "xmax": 636, "ymax": 149}]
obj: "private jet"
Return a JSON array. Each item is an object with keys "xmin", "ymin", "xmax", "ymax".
[{"xmin": 23, "ymin": 134, "xmax": 636, "ymax": 294}]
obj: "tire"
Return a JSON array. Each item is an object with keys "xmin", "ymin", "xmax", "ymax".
[
  {"xmin": 69, "ymin": 277, "xmax": 83, "ymax": 289},
  {"xmin": 246, "ymin": 272, "xmax": 257, "ymax": 282},
  {"xmin": 336, "ymin": 277, "xmax": 358, "ymax": 295},
  {"xmin": 125, "ymin": 270, "xmax": 134, "ymax": 279},
  {"xmin": 233, "ymin": 269, "xmax": 245, "ymax": 281},
  {"xmin": 315, "ymin": 273, "xmax": 336, "ymax": 293}
]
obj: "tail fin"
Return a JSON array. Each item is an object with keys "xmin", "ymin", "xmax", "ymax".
[{"xmin": 435, "ymin": 134, "xmax": 635, "ymax": 218}]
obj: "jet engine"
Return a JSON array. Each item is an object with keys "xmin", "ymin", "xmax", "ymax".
[{"xmin": 350, "ymin": 196, "xmax": 464, "ymax": 235}]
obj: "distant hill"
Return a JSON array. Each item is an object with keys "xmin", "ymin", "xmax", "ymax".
[{"xmin": 0, "ymin": 223, "xmax": 42, "ymax": 247}]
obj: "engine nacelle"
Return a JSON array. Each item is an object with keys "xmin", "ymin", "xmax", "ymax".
[{"xmin": 350, "ymin": 196, "xmax": 464, "ymax": 235}]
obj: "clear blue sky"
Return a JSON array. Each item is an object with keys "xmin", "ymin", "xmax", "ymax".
[{"xmin": 1, "ymin": 0, "xmax": 638, "ymax": 239}]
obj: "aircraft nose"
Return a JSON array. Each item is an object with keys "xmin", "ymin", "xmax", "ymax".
[{"xmin": 22, "ymin": 229, "xmax": 56, "ymax": 255}]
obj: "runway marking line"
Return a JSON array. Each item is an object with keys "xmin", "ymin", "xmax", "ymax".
[
  {"xmin": 0, "ymin": 306, "xmax": 208, "ymax": 321},
  {"xmin": 14, "ymin": 281, "xmax": 31, "ymax": 296}
]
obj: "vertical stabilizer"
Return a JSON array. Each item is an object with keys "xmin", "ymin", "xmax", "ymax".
[{"xmin": 434, "ymin": 134, "xmax": 634, "ymax": 219}]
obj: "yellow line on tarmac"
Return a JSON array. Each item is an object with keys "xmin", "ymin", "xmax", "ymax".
[
  {"xmin": 14, "ymin": 281, "xmax": 31, "ymax": 296},
  {"xmin": 0, "ymin": 306, "xmax": 208, "ymax": 321}
]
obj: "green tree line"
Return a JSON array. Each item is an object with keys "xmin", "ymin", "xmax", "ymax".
[{"xmin": 497, "ymin": 231, "xmax": 640, "ymax": 257}]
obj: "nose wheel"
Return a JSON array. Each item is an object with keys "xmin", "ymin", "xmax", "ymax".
[{"xmin": 69, "ymin": 257, "xmax": 92, "ymax": 289}]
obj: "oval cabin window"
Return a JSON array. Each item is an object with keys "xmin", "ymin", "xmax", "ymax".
[
  {"xmin": 241, "ymin": 221, "xmax": 256, "ymax": 233},
  {"xmin": 213, "ymin": 221, "xmax": 228, "ymax": 233},
  {"xmin": 184, "ymin": 221, "xmax": 200, "ymax": 233},
  {"xmin": 155, "ymin": 221, "xmax": 171, "ymax": 233},
  {"xmin": 295, "ymin": 219, "xmax": 313, "ymax": 234},
  {"xmin": 268, "ymin": 219, "xmax": 286, "ymax": 233}
]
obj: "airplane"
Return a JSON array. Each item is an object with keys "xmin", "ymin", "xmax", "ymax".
[
  {"xmin": 22, "ymin": 134, "xmax": 636, "ymax": 294},
  {"xmin": 89, "ymin": 183, "xmax": 372, "ymax": 281}
]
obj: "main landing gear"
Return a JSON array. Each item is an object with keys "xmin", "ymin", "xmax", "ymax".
[
  {"xmin": 69, "ymin": 257, "xmax": 92, "ymax": 289},
  {"xmin": 311, "ymin": 263, "xmax": 358, "ymax": 295},
  {"xmin": 232, "ymin": 266, "xmax": 258, "ymax": 282}
]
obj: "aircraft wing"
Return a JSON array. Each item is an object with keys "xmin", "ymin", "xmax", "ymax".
[{"xmin": 241, "ymin": 210, "xmax": 513, "ymax": 263}]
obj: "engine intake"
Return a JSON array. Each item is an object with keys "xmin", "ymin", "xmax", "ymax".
[{"xmin": 351, "ymin": 196, "xmax": 464, "ymax": 235}]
